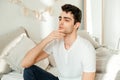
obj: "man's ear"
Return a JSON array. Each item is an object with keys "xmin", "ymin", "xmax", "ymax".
[{"xmin": 74, "ymin": 22, "xmax": 80, "ymax": 29}]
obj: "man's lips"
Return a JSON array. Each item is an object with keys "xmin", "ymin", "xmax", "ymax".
[{"xmin": 59, "ymin": 27, "xmax": 63, "ymax": 30}]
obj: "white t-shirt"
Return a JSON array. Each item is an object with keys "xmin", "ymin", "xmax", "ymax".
[{"xmin": 44, "ymin": 35, "xmax": 96, "ymax": 80}]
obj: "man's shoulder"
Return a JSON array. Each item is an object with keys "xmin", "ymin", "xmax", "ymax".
[
  {"xmin": 78, "ymin": 36, "xmax": 94, "ymax": 49},
  {"xmin": 78, "ymin": 36, "xmax": 91, "ymax": 44}
]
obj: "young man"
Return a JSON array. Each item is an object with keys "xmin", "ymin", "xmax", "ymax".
[{"xmin": 21, "ymin": 4, "xmax": 96, "ymax": 80}]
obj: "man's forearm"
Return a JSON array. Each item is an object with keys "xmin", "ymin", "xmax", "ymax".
[{"xmin": 21, "ymin": 37, "xmax": 50, "ymax": 68}]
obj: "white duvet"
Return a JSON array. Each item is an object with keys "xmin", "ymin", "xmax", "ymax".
[
  {"xmin": 1, "ymin": 47, "xmax": 120, "ymax": 80},
  {"xmin": 1, "ymin": 71, "xmax": 23, "ymax": 80}
]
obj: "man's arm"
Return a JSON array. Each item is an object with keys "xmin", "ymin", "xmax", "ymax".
[
  {"xmin": 21, "ymin": 38, "xmax": 50, "ymax": 68},
  {"xmin": 82, "ymin": 72, "xmax": 95, "ymax": 80},
  {"xmin": 21, "ymin": 30, "xmax": 65, "ymax": 68}
]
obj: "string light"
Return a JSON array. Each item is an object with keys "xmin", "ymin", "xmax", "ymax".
[
  {"xmin": 8, "ymin": 0, "xmax": 59, "ymax": 21},
  {"xmin": 23, "ymin": 7, "xmax": 29, "ymax": 16},
  {"xmin": 9, "ymin": 0, "xmax": 22, "ymax": 4}
]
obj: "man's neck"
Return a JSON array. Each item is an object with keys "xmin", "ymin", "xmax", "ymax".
[{"xmin": 64, "ymin": 32, "xmax": 77, "ymax": 50}]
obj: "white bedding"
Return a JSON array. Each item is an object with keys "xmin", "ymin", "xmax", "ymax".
[
  {"xmin": 1, "ymin": 71, "xmax": 23, "ymax": 80},
  {"xmin": 1, "ymin": 67, "xmax": 59, "ymax": 80},
  {"xmin": 1, "ymin": 46, "xmax": 120, "ymax": 80}
]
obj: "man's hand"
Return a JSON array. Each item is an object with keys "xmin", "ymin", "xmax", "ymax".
[
  {"xmin": 46, "ymin": 30, "xmax": 65, "ymax": 42},
  {"xmin": 82, "ymin": 72, "xmax": 95, "ymax": 80}
]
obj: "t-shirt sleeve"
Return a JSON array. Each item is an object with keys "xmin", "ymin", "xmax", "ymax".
[
  {"xmin": 82, "ymin": 41, "xmax": 96, "ymax": 72},
  {"xmin": 43, "ymin": 40, "xmax": 55, "ymax": 54}
]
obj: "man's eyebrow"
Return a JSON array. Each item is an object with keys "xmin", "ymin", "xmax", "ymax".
[
  {"xmin": 64, "ymin": 17, "xmax": 72, "ymax": 20},
  {"xmin": 59, "ymin": 16, "xmax": 61, "ymax": 18},
  {"xmin": 59, "ymin": 16, "xmax": 72, "ymax": 20}
]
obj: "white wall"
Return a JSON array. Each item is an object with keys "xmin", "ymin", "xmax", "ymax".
[
  {"xmin": 86, "ymin": 0, "xmax": 120, "ymax": 48},
  {"xmin": 103, "ymin": 0, "xmax": 120, "ymax": 49},
  {"xmin": 86, "ymin": 0, "xmax": 102, "ymax": 44},
  {"xmin": 0, "ymin": 0, "xmax": 84, "ymax": 43}
]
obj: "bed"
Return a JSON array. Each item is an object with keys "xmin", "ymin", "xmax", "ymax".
[{"xmin": 0, "ymin": 27, "xmax": 120, "ymax": 80}]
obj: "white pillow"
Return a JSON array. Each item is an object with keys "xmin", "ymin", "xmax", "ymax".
[
  {"xmin": 0, "ymin": 33, "xmax": 26, "ymax": 74},
  {"xmin": 96, "ymin": 47, "xmax": 113, "ymax": 73},
  {"xmin": 4, "ymin": 36, "xmax": 49, "ymax": 73},
  {"xmin": 102, "ymin": 53, "xmax": 120, "ymax": 80},
  {"xmin": 1, "ymin": 33, "xmax": 26, "ymax": 57},
  {"xmin": 77, "ymin": 30, "xmax": 100, "ymax": 49},
  {"xmin": 0, "ymin": 27, "xmax": 28, "ymax": 55},
  {"xmin": 0, "ymin": 58, "xmax": 11, "ymax": 74},
  {"xmin": 3, "ymin": 35, "xmax": 36, "ymax": 73}
]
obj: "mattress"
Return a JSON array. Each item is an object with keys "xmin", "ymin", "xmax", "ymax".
[{"xmin": 1, "ymin": 71, "xmax": 23, "ymax": 80}]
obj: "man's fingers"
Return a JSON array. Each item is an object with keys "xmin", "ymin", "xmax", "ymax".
[
  {"xmin": 48, "ymin": 30, "xmax": 65, "ymax": 40},
  {"xmin": 58, "ymin": 29, "xmax": 63, "ymax": 32},
  {"xmin": 59, "ymin": 33, "xmax": 65, "ymax": 37}
]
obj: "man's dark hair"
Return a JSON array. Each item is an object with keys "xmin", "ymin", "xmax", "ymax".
[{"xmin": 61, "ymin": 4, "xmax": 82, "ymax": 24}]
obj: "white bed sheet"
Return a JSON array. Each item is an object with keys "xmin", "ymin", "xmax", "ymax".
[{"xmin": 1, "ymin": 71, "xmax": 23, "ymax": 80}]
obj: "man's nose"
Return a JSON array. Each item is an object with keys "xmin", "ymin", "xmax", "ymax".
[{"xmin": 59, "ymin": 20, "xmax": 64, "ymax": 25}]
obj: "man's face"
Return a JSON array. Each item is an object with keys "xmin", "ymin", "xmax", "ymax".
[{"xmin": 58, "ymin": 11, "xmax": 75, "ymax": 34}]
